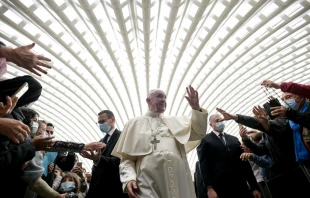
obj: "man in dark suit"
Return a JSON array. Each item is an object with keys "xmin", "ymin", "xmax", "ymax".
[
  {"xmin": 82, "ymin": 110, "xmax": 128, "ymax": 198},
  {"xmin": 197, "ymin": 114, "xmax": 261, "ymax": 198}
]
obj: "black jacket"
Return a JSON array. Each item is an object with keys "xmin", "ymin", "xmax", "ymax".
[
  {"xmin": 86, "ymin": 130, "xmax": 128, "ymax": 198},
  {"xmin": 197, "ymin": 132, "xmax": 259, "ymax": 198},
  {"xmin": 236, "ymin": 114, "xmax": 298, "ymax": 173}
]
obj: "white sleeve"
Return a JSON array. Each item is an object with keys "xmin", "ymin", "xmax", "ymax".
[{"xmin": 119, "ymin": 154, "xmax": 137, "ymax": 192}]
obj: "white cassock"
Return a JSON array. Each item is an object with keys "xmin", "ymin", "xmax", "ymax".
[{"xmin": 112, "ymin": 109, "xmax": 208, "ymax": 198}]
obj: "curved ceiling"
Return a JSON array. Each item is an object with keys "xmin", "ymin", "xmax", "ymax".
[{"xmin": 1, "ymin": 0, "xmax": 310, "ymax": 173}]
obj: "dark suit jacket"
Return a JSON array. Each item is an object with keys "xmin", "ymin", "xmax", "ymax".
[
  {"xmin": 194, "ymin": 161, "xmax": 207, "ymax": 198},
  {"xmin": 197, "ymin": 132, "xmax": 259, "ymax": 198},
  {"xmin": 86, "ymin": 129, "xmax": 128, "ymax": 198}
]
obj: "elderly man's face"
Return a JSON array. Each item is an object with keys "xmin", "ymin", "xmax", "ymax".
[
  {"xmin": 210, "ymin": 115, "xmax": 222, "ymax": 130},
  {"xmin": 146, "ymin": 90, "xmax": 167, "ymax": 113},
  {"xmin": 281, "ymin": 92, "xmax": 303, "ymax": 104}
]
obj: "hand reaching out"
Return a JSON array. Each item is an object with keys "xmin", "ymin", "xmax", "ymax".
[
  {"xmin": 240, "ymin": 153, "xmax": 254, "ymax": 161},
  {"xmin": 31, "ymin": 135, "xmax": 55, "ymax": 151},
  {"xmin": 0, "ymin": 96, "xmax": 18, "ymax": 116},
  {"xmin": 5, "ymin": 43, "xmax": 51, "ymax": 76},
  {"xmin": 239, "ymin": 127, "xmax": 248, "ymax": 140},
  {"xmin": 261, "ymin": 80, "xmax": 280, "ymax": 89},
  {"xmin": 216, "ymin": 108, "xmax": 238, "ymax": 121},
  {"xmin": 81, "ymin": 149, "xmax": 101, "ymax": 161},
  {"xmin": 252, "ymin": 106, "xmax": 269, "ymax": 124}
]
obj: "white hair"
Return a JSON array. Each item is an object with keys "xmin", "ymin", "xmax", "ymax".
[
  {"xmin": 209, "ymin": 114, "xmax": 221, "ymax": 123},
  {"xmin": 147, "ymin": 89, "xmax": 164, "ymax": 98}
]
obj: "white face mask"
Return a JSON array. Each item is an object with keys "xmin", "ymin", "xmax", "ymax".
[{"xmin": 31, "ymin": 121, "xmax": 39, "ymax": 134}]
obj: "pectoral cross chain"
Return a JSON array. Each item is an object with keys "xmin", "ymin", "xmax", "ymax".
[{"xmin": 151, "ymin": 136, "xmax": 160, "ymax": 150}]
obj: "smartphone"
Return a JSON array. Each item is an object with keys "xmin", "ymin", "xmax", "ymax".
[
  {"xmin": 269, "ymin": 98, "xmax": 281, "ymax": 108},
  {"xmin": 77, "ymin": 162, "xmax": 82, "ymax": 168},
  {"xmin": 11, "ymin": 82, "xmax": 29, "ymax": 98}
]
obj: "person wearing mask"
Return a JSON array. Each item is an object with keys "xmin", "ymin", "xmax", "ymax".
[
  {"xmin": 269, "ymin": 92, "xmax": 310, "ymax": 164},
  {"xmin": 41, "ymin": 122, "xmax": 104, "ymax": 188},
  {"xmin": 197, "ymin": 114, "xmax": 261, "ymax": 198},
  {"xmin": 57, "ymin": 172, "xmax": 81, "ymax": 198},
  {"xmin": 216, "ymin": 106, "xmax": 310, "ymax": 198},
  {"xmin": 261, "ymin": 80, "xmax": 310, "ymax": 99},
  {"xmin": 81, "ymin": 110, "xmax": 127, "ymax": 198}
]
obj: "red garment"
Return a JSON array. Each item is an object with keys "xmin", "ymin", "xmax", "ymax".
[{"xmin": 281, "ymin": 81, "xmax": 310, "ymax": 99}]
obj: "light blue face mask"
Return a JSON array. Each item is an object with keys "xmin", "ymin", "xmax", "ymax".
[
  {"xmin": 215, "ymin": 122, "xmax": 225, "ymax": 132},
  {"xmin": 99, "ymin": 122, "xmax": 111, "ymax": 133},
  {"xmin": 59, "ymin": 181, "xmax": 76, "ymax": 193},
  {"xmin": 283, "ymin": 98, "xmax": 299, "ymax": 110}
]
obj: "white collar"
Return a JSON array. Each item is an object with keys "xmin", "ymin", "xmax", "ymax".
[
  {"xmin": 146, "ymin": 110, "xmax": 163, "ymax": 118},
  {"xmin": 108, "ymin": 127, "xmax": 116, "ymax": 136},
  {"xmin": 213, "ymin": 131, "xmax": 225, "ymax": 136}
]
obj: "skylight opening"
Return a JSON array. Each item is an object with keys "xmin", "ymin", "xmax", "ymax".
[
  {"xmin": 189, "ymin": 3, "xmax": 199, "ymax": 18},
  {"xmin": 122, "ymin": 6, "xmax": 130, "ymax": 19},
  {"xmin": 20, "ymin": 0, "xmax": 34, "ymax": 8},
  {"xmin": 33, "ymin": 8, "xmax": 51, "ymax": 23},
  {"xmin": 261, "ymin": 2, "xmax": 279, "ymax": 17},
  {"xmin": 4, "ymin": 10, "xmax": 23, "ymax": 24},
  {"xmin": 285, "ymin": 3, "xmax": 303, "ymax": 17},
  {"xmin": 93, "ymin": 5, "xmax": 103, "ymax": 20},
  {"xmin": 237, "ymin": 2, "xmax": 252, "ymax": 17},
  {"xmin": 205, "ymin": 17, "xmax": 216, "ymax": 29},
  {"xmin": 63, "ymin": 6, "xmax": 78, "ymax": 21},
  {"xmin": 213, "ymin": 2, "xmax": 226, "ymax": 17}
]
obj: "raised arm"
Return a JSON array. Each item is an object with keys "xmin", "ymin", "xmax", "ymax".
[{"xmin": 185, "ymin": 85, "xmax": 208, "ymax": 141}]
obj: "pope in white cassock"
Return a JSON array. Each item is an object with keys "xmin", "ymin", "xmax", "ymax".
[{"xmin": 112, "ymin": 86, "xmax": 208, "ymax": 198}]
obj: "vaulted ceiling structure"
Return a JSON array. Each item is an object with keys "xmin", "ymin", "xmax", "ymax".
[{"xmin": 1, "ymin": 0, "xmax": 310, "ymax": 172}]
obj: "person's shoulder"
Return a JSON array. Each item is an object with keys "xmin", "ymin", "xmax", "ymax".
[
  {"xmin": 224, "ymin": 133, "xmax": 237, "ymax": 139},
  {"xmin": 128, "ymin": 115, "xmax": 145, "ymax": 122}
]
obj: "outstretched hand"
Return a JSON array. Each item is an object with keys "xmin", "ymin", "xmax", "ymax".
[
  {"xmin": 252, "ymin": 106, "xmax": 269, "ymax": 124},
  {"xmin": 261, "ymin": 80, "xmax": 280, "ymax": 89},
  {"xmin": 6, "ymin": 43, "xmax": 51, "ymax": 76},
  {"xmin": 185, "ymin": 85, "xmax": 200, "ymax": 110},
  {"xmin": 216, "ymin": 108, "xmax": 238, "ymax": 121},
  {"xmin": 81, "ymin": 149, "xmax": 101, "ymax": 161}
]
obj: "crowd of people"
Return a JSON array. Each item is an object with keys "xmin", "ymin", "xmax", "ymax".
[{"xmin": 1, "ymin": 39, "xmax": 310, "ymax": 198}]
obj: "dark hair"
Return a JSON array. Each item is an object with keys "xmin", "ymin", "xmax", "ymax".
[
  {"xmin": 98, "ymin": 110, "xmax": 114, "ymax": 119},
  {"xmin": 0, "ymin": 41, "xmax": 6, "ymax": 46},
  {"xmin": 20, "ymin": 107, "xmax": 39, "ymax": 129},
  {"xmin": 47, "ymin": 123, "xmax": 54, "ymax": 128}
]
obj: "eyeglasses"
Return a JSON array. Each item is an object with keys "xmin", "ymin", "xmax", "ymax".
[{"xmin": 97, "ymin": 118, "xmax": 110, "ymax": 124}]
